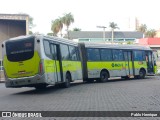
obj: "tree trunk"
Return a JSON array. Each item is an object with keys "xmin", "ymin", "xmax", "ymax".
[{"xmin": 67, "ymin": 26, "xmax": 69, "ymax": 39}]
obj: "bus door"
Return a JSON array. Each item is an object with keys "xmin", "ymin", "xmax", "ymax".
[
  {"xmin": 124, "ymin": 51, "xmax": 134, "ymax": 76},
  {"xmin": 145, "ymin": 51, "xmax": 154, "ymax": 73},
  {"xmin": 50, "ymin": 44, "xmax": 61, "ymax": 83}
]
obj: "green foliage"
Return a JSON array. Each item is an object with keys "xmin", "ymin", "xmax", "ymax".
[
  {"xmin": 127, "ymin": 41, "xmax": 133, "ymax": 44},
  {"xmin": 109, "ymin": 22, "xmax": 119, "ymax": 43},
  {"xmin": 62, "ymin": 13, "xmax": 74, "ymax": 28},
  {"xmin": 145, "ymin": 29, "xmax": 156, "ymax": 38},
  {"xmin": 51, "ymin": 12, "xmax": 74, "ymax": 39},
  {"xmin": 109, "ymin": 22, "xmax": 119, "ymax": 30},
  {"xmin": 47, "ymin": 33, "xmax": 54, "ymax": 36},
  {"xmin": 73, "ymin": 27, "xmax": 81, "ymax": 31},
  {"xmin": 51, "ymin": 18, "xmax": 63, "ymax": 36},
  {"xmin": 29, "ymin": 31, "xmax": 33, "ymax": 35},
  {"xmin": 137, "ymin": 24, "xmax": 147, "ymax": 33},
  {"xmin": 29, "ymin": 16, "xmax": 35, "ymax": 30},
  {"xmin": 62, "ymin": 12, "xmax": 74, "ymax": 39}
]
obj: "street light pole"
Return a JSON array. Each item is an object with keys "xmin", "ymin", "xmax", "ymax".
[{"xmin": 97, "ymin": 26, "xmax": 107, "ymax": 42}]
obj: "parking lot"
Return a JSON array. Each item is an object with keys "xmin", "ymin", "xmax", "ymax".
[{"xmin": 0, "ymin": 76, "xmax": 160, "ymax": 119}]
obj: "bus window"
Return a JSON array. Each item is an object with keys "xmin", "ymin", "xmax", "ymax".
[
  {"xmin": 113, "ymin": 50, "xmax": 123, "ymax": 61},
  {"xmin": 134, "ymin": 51, "xmax": 145, "ymax": 61},
  {"xmin": 100, "ymin": 49, "xmax": 112, "ymax": 61},
  {"xmin": 69, "ymin": 46, "xmax": 77, "ymax": 61},
  {"xmin": 60, "ymin": 44, "xmax": 70, "ymax": 60},
  {"xmin": 76, "ymin": 47, "xmax": 80, "ymax": 61},
  {"xmin": 44, "ymin": 40, "xmax": 52, "ymax": 59},
  {"xmin": 50, "ymin": 44, "xmax": 58, "ymax": 60},
  {"xmin": 6, "ymin": 38, "xmax": 34, "ymax": 62},
  {"xmin": 87, "ymin": 48, "xmax": 100, "ymax": 61}
]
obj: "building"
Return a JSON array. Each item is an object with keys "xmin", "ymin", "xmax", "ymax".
[
  {"xmin": 155, "ymin": 29, "xmax": 160, "ymax": 38},
  {"xmin": 138, "ymin": 38, "xmax": 160, "ymax": 49},
  {"xmin": 68, "ymin": 31, "xmax": 143, "ymax": 43},
  {"xmin": 0, "ymin": 14, "xmax": 29, "ymax": 58},
  {"xmin": 138, "ymin": 38, "xmax": 160, "ymax": 71}
]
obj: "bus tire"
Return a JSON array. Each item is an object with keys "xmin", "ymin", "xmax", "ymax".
[
  {"xmin": 63, "ymin": 73, "xmax": 71, "ymax": 88},
  {"xmin": 100, "ymin": 70, "xmax": 108, "ymax": 82},
  {"xmin": 138, "ymin": 69, "xmax": 146, "ymax": 79}
]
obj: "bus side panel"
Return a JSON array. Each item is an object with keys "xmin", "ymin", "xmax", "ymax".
[
  {"xmin": 87, "ymin": 61, "xmax": 126, "ymax": 78},
  {"xmin": 43, "ymin": 59, "xmax": 61, "ymax": 84},
  {"xmin": 61, "ymin": 61, "xmax": 82, "ymax": 81},
  {"xmin": 134, "ymin": 61, "xmax": 147, "ymax": 75},
  {"xmin": 4, "ymin": 51, "xmax": 40, "ymax": 78}
]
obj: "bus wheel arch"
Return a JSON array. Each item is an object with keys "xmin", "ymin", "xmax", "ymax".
[
  {"xmin": 99, "ymin": 69, "xmax": 110, "ymax": 82},
  {"xmin": 63, "ymin": 71, "xmax": 72, "ymax": 88},
  {"xmin": 139, "ymin": 68, "xmax": 146, "ymax": 79}
]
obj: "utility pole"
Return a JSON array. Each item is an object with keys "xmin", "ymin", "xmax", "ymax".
[{"xmin": 97, "ymin": 26, "xmax": 107, "ymax": 42}]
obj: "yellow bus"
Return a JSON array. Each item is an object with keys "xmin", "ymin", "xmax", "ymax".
[
  {"xmin": 2, "ymin": 35, "xmax": 156, "ymax": 89},
  {"xmin": 2, "ymin": 35, "xmax": 82, "ymax": 89},
  {"xmin": 79, "ymin": 42, "xmax": 156, "ymax": 82}
]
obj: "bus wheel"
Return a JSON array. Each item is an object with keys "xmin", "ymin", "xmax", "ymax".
[
  {"xmin": 139, "ymin": 69, "xmax": 146, "ymax": 79},
  {"xmin": 100, "ymin": 71, "xmax": 108, "ymax": 82},
  {"xmin": 63, "ymin": 73, "xmax": 71, "ymax": 88},
  {"xmin": 35, "ymin": 84, "xmax": 47, "ymax": 90}
]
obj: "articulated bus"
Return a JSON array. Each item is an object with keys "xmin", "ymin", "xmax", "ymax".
[
  {"xmin": 79, "ymin": 43, "xmax": 156, "ymax": 82},
  {"xmin": 2, "ymin": 35, "xmax": 82, "ymax": 89},
  {"xmin": 2, "ymin": 35, "xmax": 156, "ymax": 89}
]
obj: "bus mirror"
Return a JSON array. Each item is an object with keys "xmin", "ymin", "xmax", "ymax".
[{"xmin": 2, "ymin": 44, "xmax": 4, "ymax": 48}]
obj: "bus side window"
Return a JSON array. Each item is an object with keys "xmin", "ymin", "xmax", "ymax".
[
  {"xmin": 100, "ymin": 49, "xmax": 112, "ymax": 61},
  {"xmin": 60, "ymin": 44, "xmax": 70, "ymax": 60},
  {"xmin": 113, "ymin": 50, "xmax": 123, "ymax": 61},
  {"xmin": 76, "ymin": 47, "xmax": 80, "ymax": 61},
  {"xmin": 43, "ymin": 40, "xmax": 52, "ymax": 59},
  {"xmin": 87, "ymin": 48, "xmax": 100, "ymax": 61},
  {"xmin": 134, "ymin": 51, "xmax": 144, "ymax": 61},
  {"xmin": 69, "ymin": 46, "xmax": 78, "ymax": 61},
  {"xmin": 50, "ymin": 44, "xmax": 57, "ymax": 60}
]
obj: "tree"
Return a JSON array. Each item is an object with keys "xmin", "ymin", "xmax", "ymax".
[
  {"xmin": 137, "ymin": 24, "xmax": 147, "ymax": 34},
  {"xmin": 51, "ymin": 18, "xmax": 63, "ymax": 37},
  {"xmin": 109, "ymin": 22, "xmax": 119, "ymax": 43},
  {"xmin": 145, "ymin": 29, "xmax": 156, "ymax": 38},
  {"xmin": 137, "ymin": 24, "xmax": 147, "ymax": 38},
  {"xmin": 73, "ymin": 27, "xmax": 81, "ymax": 31},
  {"xmin": 62, "ymin": 12, "xmax": 74, "ymax": 39},
  {"xmin": 28, "ymin": 16, "xmax": 35, "ymax": 35}
]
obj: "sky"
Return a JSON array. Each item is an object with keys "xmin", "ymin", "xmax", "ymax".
[{"xmin": 0, "ymin": 0, "xmax": 160, "ymax": 35}]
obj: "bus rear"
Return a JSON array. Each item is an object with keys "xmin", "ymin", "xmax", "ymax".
[{"xmin": 2, "ymin": 36, "xmax": 43, "ymax": 88}]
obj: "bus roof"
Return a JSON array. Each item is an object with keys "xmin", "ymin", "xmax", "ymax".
[
  {"xmin": 82, "ymin": 42, "xmax": 152, "ymax": 50},
  {"xmin": 41, "ymin": 35, "xmax": 78, "ymax": 46},
  {"xmin": 3, "ymin": 34, "xmax": 78, "ymax": 46},
  {"xmin": 3, "ymin": 35, "xmax": 152, "ymax": 51}
]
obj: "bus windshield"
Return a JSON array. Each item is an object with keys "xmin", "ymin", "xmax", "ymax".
[{"xmin": 6, "ymin": 37, "xmax": 34, "ymax": 62}]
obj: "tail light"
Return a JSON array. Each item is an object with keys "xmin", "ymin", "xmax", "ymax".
[{"xmin": 39, "ymin": 62, "xmax": 44, "ymax": 75}]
